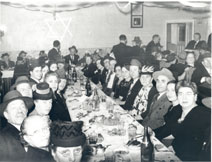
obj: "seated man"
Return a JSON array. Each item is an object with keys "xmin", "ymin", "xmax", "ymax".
[
  {"xmin": 122, "ymin": 59, "xmax": 142, "ymax": 110},
  {"xmin": 29, "ymin": 82, "xmax": 53, "ymax": 116},
  {"xmin": 185, "ymin": 33, "xmax": 206, "ymax": 50},
  {"xmin": 10, "ymin": 76, "xmax": 33, "ymax": 98},
  {"xmin": 29, "ymin": 59, "xmax": 42, "ymax": 86},
  {"xmin": 64, "ymin": 46, "xmax": 79, "ymax": 66},
  {"xmin": 50, "ymin": 121, "xmax": 86, "ymax": 162},
  {"xmin": 0, "ymin": 90, "xmax": 34, "ymax": 161},
  {"xmin": 142, "ymin": 68, "xmax": 174, "ymax": 130},
  {"xmin": 20, "ymin": 115, "xmax": 55, "ymax": 162}
]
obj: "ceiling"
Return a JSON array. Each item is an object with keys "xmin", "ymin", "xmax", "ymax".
[{"xmin": 0, "ymin": 1, "xmax": 211, "ymax": 14}]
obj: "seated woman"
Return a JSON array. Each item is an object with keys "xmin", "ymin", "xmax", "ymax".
[
  {"xmin": 154, "ymin": 81, "xmax": 182, "ymax": 141},
  {"xmin": 169, "ymin": 52, "xmax": 196, "ymax": 81},
  {"xmin": 130, "ymin": 66, "xmax": 157, "ymax": 121},
  {"xmin": 81, "ymin": 54, "xmax": 97, "ymax": 81},
  {"xmin": 50, "ymin": 121, "xmax": 86, "ymax": 162},
  {"xmin": 44, "ymin": 71, "xmax": 71, "ymax": 121},
  {"xmin": 156, "ymin": 81, "xmax": 210, "ymax": 161},
  {"xmin": 0, "ymin": 53, "xmax": 15, "ymax": 70},
  {"xmin": 114, "ymin": 64, "xmax": 132, "ymax": 101},
  {"xmin": 20, "ymin": 115, "xmax": 55, "ymax": 162}
]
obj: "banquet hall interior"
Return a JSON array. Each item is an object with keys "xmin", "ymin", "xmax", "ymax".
[{"xmin": 0, "ymin": 1, "xmax": 211, "ymax": 162}]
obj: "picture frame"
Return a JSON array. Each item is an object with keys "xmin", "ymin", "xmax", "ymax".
[{"xmin": 131, "ymin": 3, "xmax": 143, "ymax": 28}]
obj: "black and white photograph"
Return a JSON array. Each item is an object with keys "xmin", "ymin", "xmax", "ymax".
[{"xmin": 0, "ymin": 0, "xmax": 211, "ymax": 162}]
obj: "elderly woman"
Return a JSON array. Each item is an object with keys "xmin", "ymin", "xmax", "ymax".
[
  {"xmin": 158, "ymin": 81, "xmax": 210, "ymax": 161},
  {"xmin": 50, "ymin": 121, "xmax": 86, "ymax": 162},
  {"xmin": 20, "ymin": 115, "xmax": 55, "ymax": 162}
]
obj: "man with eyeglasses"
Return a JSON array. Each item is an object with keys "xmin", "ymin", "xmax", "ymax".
[
  {"xmin": 19, "ymin": 115, "xmax": 55, "ymax": 162},
  {"xmin": 50, "ymin": 121, "xmax": 86, "ymax": 162}
]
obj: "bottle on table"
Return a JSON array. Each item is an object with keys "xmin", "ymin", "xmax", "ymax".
[
  {"xmin": 92, "ymin": 88, "xmax": 100, "ymax": 110},
  {"xmin": 140, "ymin": 126, "xmax": 154, "ymax": 162},
  {"xmin": 72, "ymin": 67, "xmax": 77, "ymax": 82},
  {"xmin": 85, "ymin": 78, "xmax": 92, "ymax": 97}
]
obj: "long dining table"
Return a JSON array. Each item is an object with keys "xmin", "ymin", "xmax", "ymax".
[{"xmin": 65, "ymin": 71, "xmax": 181, "ymax": 162}]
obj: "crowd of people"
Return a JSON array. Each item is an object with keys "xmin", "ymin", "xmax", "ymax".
[{"xmin": 0, "ymin": 32, "xmax": 211, "ymax": 161}]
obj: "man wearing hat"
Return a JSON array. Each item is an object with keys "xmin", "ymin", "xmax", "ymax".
[
  {"xmin": 142, "ymin": 68, "xmax": 174, "ymax": 130},
  {"xmin": 10, "ymin": 76, "xmax": 33, "ymax": 98},
  {"xmin": 64, "ymin": 46, "xmax": 79, "ymax": 66},
  {"xmin": 0, "ymin": 90, "xmax": 34, "ymax": 161},
  {"xmin": 29, "ymin": 59, "xmax": 42, "ymax": 85},
  {"xmin": 29, "ymin": 82, "xmax": 53, "ymax": 116},
  {"xmin": 48, "ymin": 40, "xmax": 62, "ymax": 62},
  {"xmin": 131, "ymin": 36, "xmax": 145, "ymax": 60},
  {"xmin": 122, "ymin": 59, "xmax": 142, "ymax": 110},
  {"xmin": 50, "ymin": 121, "xmax": 86, "ymax": 162},
  {"xmin": 111, "ymin": 34, "xmax": 131, "ymax": 65},
  {"xmin": 0, "ymin": 53, "xmax": 15, "ymax": 70}
]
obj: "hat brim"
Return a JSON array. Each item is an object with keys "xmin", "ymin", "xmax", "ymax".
[
  {"xmin": 51, "ymin": 133, "xmax": 86, "ymax": 147},
  {"xmin": 33, "ymin": 90, "xmax": 53, "ymax": 100},
  {"xmin": 0, "ymin": 97, "xmax": 34, "ymax": 117},
  {"xmin": 153, "ymin": 70, "xmax": 175, "ymax": 81}
]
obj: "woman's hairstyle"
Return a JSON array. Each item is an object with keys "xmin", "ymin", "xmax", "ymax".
[
  {"xmin": 176, "ymin": 81, "xmax": 198, "ymax": 95},
  {"xmin": 167, "ymin": 80, "xmax": 177, "ymax": 92},
  {"xmin": 186, "ymin": 52, "xmax": 196, "ymax": 61},
  {"xmin": 114, "ymin": 63, "xmax": 122, "ymax": 72},
  {"xmin": 44, "ymin": 71, "xmax": 59, "ymax": 82}
]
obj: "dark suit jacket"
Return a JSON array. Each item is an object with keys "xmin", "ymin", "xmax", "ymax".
[
  {"xmin": 48, "ymin": 48, "xmax": 61, "ymax": 62},
  {"xmin": 191, "ymin": 63, "xmax": 210, "ymax": 86},
  {"xmin": 111, "ymin": 43, "xmax": 131, "ymax": 65},
  {"xmin": 82, "ymin": 63, "xmax": 97, "ymax": 79},
  {"xmin": 49, "ymin": 93, "xmax": 71, "ymax": 122},
  {"xmin": 185, "ymin": 40, "xmax": 206, "ymax": 50},
  {"xmin": 171, "ymin": 106, "xmax": 211, "ymax": 161},
  {"xmin": 23, "ymin": 146, "xmax": 55, "ymax": 162},
  {"xmin": 146, "ymin": 41, "xmax": 161, "ymax": 54},
  {"xmin": 64, "ymin": 54, "xmax": 79, "ymax": 65},
  {"xmin": 123, "ymin": 79, "xmax": 142, "ymax": 111},
  {"xmin": 0, "ymin": 123, "xmax": 26, "ymax": 161}
]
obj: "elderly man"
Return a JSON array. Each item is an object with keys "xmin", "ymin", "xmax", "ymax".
[
  {"xmin": 50, "ymin": 121, "xmax": 86, "ymax": 162},
  {"xmin": 20, "ymin": 115, "xmax": 55, "ymax": 162},
  {"xmin": 0, "ymin": 90, "xmax": 34, "ymax": 161},
  {"xmin": 185, "ymin": 33, "xmax": 205, "ymax": 50},
  {"xmin": 142, "ymin": 68, "xmax": 174, "ymax": 130},
  {"xmin": 29, "ymin": 82, "xmax": 53, "ymax": 116},
  {"xmin": 146, "ymin": 34, "xmax": 162, "ymax": 54},
  {"xmin": 10, "ymin": 76, "xmax": 33, "ymax": 98}
]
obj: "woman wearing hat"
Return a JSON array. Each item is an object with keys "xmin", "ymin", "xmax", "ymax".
[
  {"xmin": 0, "ymin": 90, "xmax": 34, "ymax": 161},
  {"xmin": 50, "ymin": 121, "xmax": 86, "ymax": 162},
  {"xmin": 29, "ymin": 82, "xmax": 53, "ymax": 116},
  {"xmin": 131, "ymin": 65, "xmax": 157, "ymax": 121}
]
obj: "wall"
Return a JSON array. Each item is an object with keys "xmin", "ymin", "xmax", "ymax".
[{"xmin": 0, "ymin": 2, "xmax": 211, "ymax": 61}]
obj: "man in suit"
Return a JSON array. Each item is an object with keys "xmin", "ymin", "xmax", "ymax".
[
  {"xmin": 111, "ymin": 34, "xmax": 131, "ymax": 65},
  {"xmin": 29, "ymin": 59, "xmax": 42, "ymax": 87},
  {"xmin": 185, "ymin": 33, "xmax": 205, "ymax": 50},
  {"xmin": 146, "ymin": 34, "xmax": 162, "ymax": 55},
  {"xmin": 0, "ymin": 90, "xmax": 34, "ymax": 161},
  {"xmin": 48, "ymin": 40, "xmax": 61, "ymax": 62},
  {"xmin": 142, "ymin": 68, "xmax": 175, "ymax": 130},
  {"xmin": 122, "ymin": 59, "xmax": 142, "ymax": 110},
  {"xmin": 0, "ymin": 53, "xmax": 15, "ymax": 70},
  {"xmin": 131, "ymin": 36, "xmax": 145, "ymax": 63},
  {"xmin": 64, "ymin": 46, "xmax": 79, "ymax": 66}
]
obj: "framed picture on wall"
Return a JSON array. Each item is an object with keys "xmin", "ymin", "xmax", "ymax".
[{"xmin": 131, "ymin": 3, "xmax": 143, "ymax": 28}]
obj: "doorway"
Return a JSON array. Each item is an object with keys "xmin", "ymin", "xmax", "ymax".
[{"xmin": 166, "ymin": 21, "xmax": 193, "ymax": 54}]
